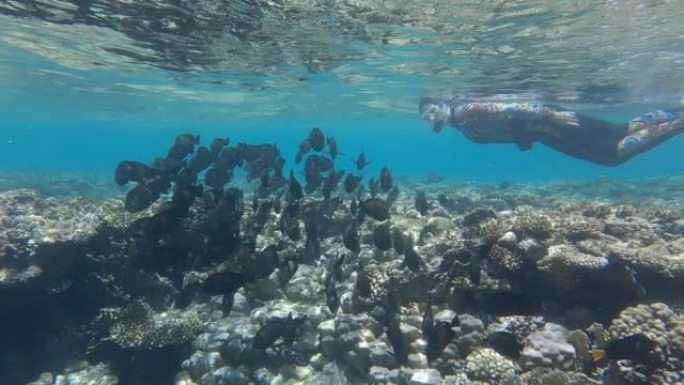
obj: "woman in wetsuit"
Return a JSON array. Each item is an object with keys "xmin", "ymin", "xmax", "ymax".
[{"xmin": 419, "ymin": 97, "xmax": 684, "ymax": 166}]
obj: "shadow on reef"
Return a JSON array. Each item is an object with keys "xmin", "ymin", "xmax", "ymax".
[{"xmin": 2, "ymin": 131, "xmax": 684, "ymax": 384}]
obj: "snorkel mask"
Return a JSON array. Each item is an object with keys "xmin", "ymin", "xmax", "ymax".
[{"xmin": 419, "ymin": 96, "xmax": 452, "ymax": 133}]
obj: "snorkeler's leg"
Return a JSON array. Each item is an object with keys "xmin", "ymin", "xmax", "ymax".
[
  {"xmin": 530, "ymin": 114, "xmax": 628, "ymax": 165},
  {"xmin": 614, "ymin": 111, "xmax": 684, "ymax": 164}
]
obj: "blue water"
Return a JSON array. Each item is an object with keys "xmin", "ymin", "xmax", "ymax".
[{"xmin": 2, "ymin": 104, "xmax": 683, "ymax": 184}]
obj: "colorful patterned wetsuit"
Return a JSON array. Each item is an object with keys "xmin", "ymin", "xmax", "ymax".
[{"xmin": 419, "ymin": 99, "xmax": 684, "ymax": 166}]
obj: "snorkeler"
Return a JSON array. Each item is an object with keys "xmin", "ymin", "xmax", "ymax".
[{"xmin": 419, "ymin": 97, "xmax": 684, "ymax": 166}]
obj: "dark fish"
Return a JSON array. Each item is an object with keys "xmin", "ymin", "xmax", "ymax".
[
  {"xmin": 326, "ymin": 253, "xmax": 346, "ymax": 282},
  {"xmin": 498, "ymin": 181, "xmax": 511, "ymax": 189},
  {"xmin": 322, "ymin": 169, "xmax": 345, "ymax": 200},
  {"xmin": 486, "ymin": 331, "xmax": 521, "ymax": 359},
  {"xmin": 354, "ymin": 266, "xmax": 372, "ymax": 298},
  {"xmin": 175, "ymin": 167, "xmax": 197, "ymax": 188},
  {"xmin": 204, "ymin": 167, "xmax": 231, "ymax": 190},
  {"xmin": 437, "ymin": 194, "xmax": 456, "ymax": 212},
  {"xmin": 209, "ymin": 137, "xmax": 229, "ymax": 160},
  {"xmin": 277, "ymin": 260, "xmax": 298, "ymax": 287},
  {"xmin": 287, "ymin": 171, "xmax": 304, "ymax": 202},
  {"xmin": 273, "ymin": 195, "xmax": 282, "ymax": 214},
  {"xmin": 354, "ymin": 151, "xmax": 371, "ymax": 170},
  {"xmin": 215, "ymin": 147, "xmax": 242, "ymax": 170},
  {"xmin": 279, "ymin": 201, "xmax": 301, "ymax": 241},
  {"xmin": 124, "ymin": 184, "xmax": 160, "ymax": 212},
  {"xmin": 415, "ymin": 191, "xmax": 429, "ymax": 216},
  {"xmin": 403, "ymin": 237, "xmax": 423, "ymax": 272},
  {"xmin": 295, "ymin": 139, "xmax": 311, "ymax": 164},
  {"xmin": 304, "ymin": 220, "xmax": 321, "ymax": 261},
  {"xmin": 254, "ymin": 243, "xmax": 279, "ymax": 279},
  {"xmin": 343, "ymin": 220, "xmax": 360, "ymax": 253},
  {"xmin": 422, "ymin": 292, "xmax": 435, "ymax": 338},
  {"xmin": 115, "ymin": 161, "xmax": 150, "ymax": 185},
  {"xmin": 379, "ymin": 167, "xmax": 393, "ymax": 192},
  {"xmin": 385, "ymin": 315, "xmax": 408, "ymax": 365},
  {"xmin": 592, "ymin": 333, "xmax": 658, "ymax": 364},
  {"xmin": 221, "ymin": 292, "xmax": 235, "ymax": 315},
  {"xmin": 305, "ymin": 173, "xmax": 323, "ymax": 195},
  {"xmin": 386, "ymin": 186, "xmax": 400, "ymax": 207},
  {"xmin": 344, "ymin": 174, "xmax": 362, "ymax": 193},
  {"xmin": 392, "ymin": 228, "xmax": 406, "ymax": 255},
  {"xmin": 324, "ymin": 274, "xmax": 339, "ymax": 313},
  {"xmin": 423, "ymin": 292, "xmax": 458, "ymax": 362},
  {"xmin": 175, "ymin": 280, "xmax": 201, "ymax": 309},
  {"xmin": 373, "ymin": 224, "xmax": 392, "ymax": 251},
  {"xmin": 187, "ymin": 146, "xmax": 212, "ymax": 174},
  {"xmin": 254, "ymin": 200, "xmax": 273, "ymax": 231},
  {"xmin": 327, "ymin": 137, "xmax": 338, "ymax": 159},
  {"xmin": 202, "ymin": 270, "xmax": 252, "ymax": 296},
  {"xmin": 426, "ymin": 321, "xmax": 456, "ymax": 362},
  {"xmin": 368, "ymin": 177, "xmax": 379, "ymax": 197},
  {"xmin": 168, "ymin": 134, "xmax": 199, "ymax": 161},
  {"xmin": 253, "ymin": 313, "xmax": 293, "ymax": 350},
  {"xmin": 360, "ymin": 198, "xmax": 390, "ymax": 221},
  {"xmin": 308, "ymin": 127, "xmax": 325, "ymax": 151},
  {"xmin": 350, "ymin": 199, "xmax": 358, "ymax": 216}
]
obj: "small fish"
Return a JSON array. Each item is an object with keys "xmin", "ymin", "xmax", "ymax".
[
  {"xmin": 329, "ymin": 253, "xmax": 346, "ymax": 282},
  {"xmin": 295, "ymin": 139, "xmax": 311, "ymax": 164},
  {"xmin": 327, "ymin": 137, "xmax": 338, "ymax": 159},
  {"xmin": 254, "ymin": 244, "xmax": 280, "ymax": 279},
  {"xmin": 322, "ymin": 169, "xmax": 345, "ymax": 200},
  {"xmin": 214, "ymin": 146, "xmax": 242, "ymax": 170},
  {"xmin": 202, "ymin": 270, "xmax": 253, "ymax": 296},
  {"xmin": 437, "ymin": 194, "xmax": 456, "ymax": 212},
  {"xmin": 175, "ymin": 167, "xmax": 197, "ymax": 188},
  {"xmin": 187, "ymin": 145, "xmax": 212, "ymax": 174},
  {"xmin": 204, "ymin": 167, "xmax": 231, "ymax": 190},
  {"xmin": 253, "ymin": 313, "xmax": 294, "ymax": 350},
  {"xmin": 415, "ymin": 191, "xmax": 429, "ymax": 216},
  {"xmin": 343, "ymin": 220, "xmax": 360, "ymax": 253},
  {"xmin": 324, "ymin": 274, "xmax": 339, "ymax": 314},
  {"xmin": 403, "ymin": 237, "xmax": 423, "ymax": 272},
  {"xmin": 308, "ymin": 127, "xmax": 325, "ymax": 151},
  {"xmin": 385, "ymin": 315, "xmax": 408, "ymax": 365},
  {"xmin": 486, "ymin": 331, "xmax": 520, "ymax": 359},
  {"xmin": 360, "ymin": 198, "xmax": 390, "ymax": 221},
  {"xmin": 353, "ymin": 151, "xmax": 371, "ymax": 170},
  {"xmin": 592, "ymin": 333, "xmax": 658, "ymax": 364},
  {"xmin": 499, "ymin": 181, "xmax": 511, "ymax": 189},
  {"xmin": 114, "ymin": 160, "xmax": 150, "ymax": 185},
  {"xmin": 344, "ymin": 173, "xmax": 362, "ymax": 193},
  {"xmin": 277, "ymin": 259, "xmax": 299, "ymax": 287},
  {"xmin": 350, "ymin": 199, "xmax": 358, "ymax": 216},
  {"xmin": 373, "ymin": 224, "xmax": 392, "ymax": 251},
  {"xmin": 124, "ymin": 184, "xmax": 160, "ymax": 212},
  {"xmin": 368, "ymin": 177, "xmax": 379, "ymax": 197},
  {"xmin": 423, "ymin": 292, "xmax": 459, "ymax": 362},
  {"xmin": 386, "ymin": 186, "xmax": 400, "ymax": 207},
  {"xmin": 167, "ymin": 134, "xmax": 199, "ymax": 161},
  {"xmin": 209, "ymin": 137, "xmax": 229, "ymax": 160},
  {"xmin": 392, "ymin": 228, "xmax": 406, "ymax": 255},
  {"xmin": 287, "ymin": 171, "xmax": 304, "ymax": 201},
  {"xmin": 279, "ymin": 201, "xmax": 301, "ymax": 241},
  {"xmin": 379, "ymin": 167, "xmax": 393, "ymax": 192},
  {"xmin": 354, "ymin": 265, "xmax": 372, "ymax": 298}
]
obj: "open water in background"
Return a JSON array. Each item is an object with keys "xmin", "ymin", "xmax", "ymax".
[{"xmin": 0, "ymin": 1, "xmax": 683, "ymax": 185}]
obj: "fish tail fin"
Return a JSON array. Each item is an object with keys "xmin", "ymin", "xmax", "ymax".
[{"xmin": 591, "ymin": 349, "xmax": 606, "ymax": 362}]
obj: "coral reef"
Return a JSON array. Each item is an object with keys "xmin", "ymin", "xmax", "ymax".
[{"xmin": 4, "ymin": 145, "xmax": 684, "ymax": 385}]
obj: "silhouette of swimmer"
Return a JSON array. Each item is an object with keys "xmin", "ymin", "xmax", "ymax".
[{"xmin": 419, "ymin": 97, "xmax": 684, "ymax": 166}]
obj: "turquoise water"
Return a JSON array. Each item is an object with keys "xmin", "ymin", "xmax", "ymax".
[
  {"xmin": 1, "ymin": 1, "xmax": 684, "ymax": 184},
  {"xmin": 3, "ymin": 2, "xmax": 684, "ymax": 385}
]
